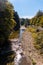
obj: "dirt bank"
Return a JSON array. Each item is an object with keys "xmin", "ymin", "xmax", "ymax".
[{"xmin": 21, "ymin": 31, "xmax": 43, "ymax": 65}]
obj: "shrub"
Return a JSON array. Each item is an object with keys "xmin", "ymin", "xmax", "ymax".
[{"xmin": 28, "ymin": 26, "xmax": 43, "ymax": 54}]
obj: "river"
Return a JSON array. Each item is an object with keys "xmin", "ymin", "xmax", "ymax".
[{"xmin": 11, "ymin": 26, "xmax": 26, "ymax": 65}]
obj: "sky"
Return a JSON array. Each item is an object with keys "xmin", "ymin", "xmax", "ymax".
[{"xmin": 9, "ymin": 0, "xmax": 43, "ymax": 18}]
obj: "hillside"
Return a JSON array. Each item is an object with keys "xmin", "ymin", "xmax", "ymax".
[
  {"xmin": 30, "ymin": 10, "xmax": 43, "ymax": 27},
  {"xmin": 21, "ymin": 31, "xmax": 43, "ymax": 65}
]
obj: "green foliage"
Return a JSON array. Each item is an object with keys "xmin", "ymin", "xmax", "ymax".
[
  {"xmin": 34, "ymin": 31, "xmax": 43, "ymax": 50},
  {"xmin": 27, "ymin": 26, "xmax": 36, "ymax": 33},
  {"xmin": 14, "ymin": 12, "xmax": 20, "ymax": 31},
  {"xmin": 20, "ymin": 18, "xmax": 30, "ymax": 26},
  {"xmin": 30, "ymin": 10, "xmax": 43, "ymax": 27},
  {"xmin": 0, "ymin": 2, "xmax": 16, "ymax": 42},
  {"xmin": 32, "ymin": 59, "xmax": 36, "ymax": 65},
  {"xmin": 0, "ymin": 51, "xmax": 16, "ymax": 65},
  {"xmin": 20, "ymin": 18, "xmax": 25, "ymax": 25},
  {"xmin": 28, "ymin": 26, "xmax": 43, "ymax": 54},
  {"xmin": 36, "ymin": 10, "xmax": 43, "ymax": 17},
  {"xmin": 33, "ymin": 31, "xmax": 43, "ymax": 54},
  {"xmin": 9, "ymin": 31, "xmax": 19, "ymax": 39},
  {"xmin": 25, "ymin": 19, "xmax": 30, "ymax": 27}
]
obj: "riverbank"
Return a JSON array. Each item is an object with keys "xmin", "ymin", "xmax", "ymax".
[{"xmin": 21, "ymin": 31, "xmax": 43, "ymax": 65}]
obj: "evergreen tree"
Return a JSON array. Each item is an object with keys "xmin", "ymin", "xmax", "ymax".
[
  {"xmin": 0, "ymin": 1, "xmax": 16, "ymax": 65},
  {"xmin": 14, "ymin": 12, "xmax": 20, "ymax": 31},
  {"xmin": 0, "ymin": 2, "xmax": 16, "ymax": 44}
]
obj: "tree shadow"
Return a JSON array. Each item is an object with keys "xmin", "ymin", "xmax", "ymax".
[{"xmin": 0, "ymin": 40, "xmax": 16, "ymax": 65}]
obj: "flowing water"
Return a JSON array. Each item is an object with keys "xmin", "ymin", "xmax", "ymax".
[{"xmin": 12, "ymin": 27, "xmax": 26, "ymax": 65}]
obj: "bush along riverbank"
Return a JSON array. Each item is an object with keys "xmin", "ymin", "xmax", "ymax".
[{"xmin": 27, "ymin": 26, "xmax": 43, "ymax": 54}]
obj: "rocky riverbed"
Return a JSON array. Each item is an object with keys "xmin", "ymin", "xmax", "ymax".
[
  {"xmin": 10, "ymin": 27, "xmax": 30, "ymax": 65},
  {"xmin": 11, "ymin": 38, "xmax": 30, "ymax": 65}
]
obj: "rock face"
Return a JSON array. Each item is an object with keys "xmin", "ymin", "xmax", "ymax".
[{"xmin": 21, "ymin": 31, "xmax": 43, "ymax": 65}]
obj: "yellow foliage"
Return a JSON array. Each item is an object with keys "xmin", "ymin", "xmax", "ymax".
[
  {"xmin": 32, "ymin": 33, "xmax": 38, "ymax": 38},
  {"xmin": 27, "ymin": 26, "xmax": 43, "ymax": 54},
  {"xmin": 34, "ymin": 44, "xmax": 41, "ymax": 50},
  {"xmin": 27, "ymin": 26, "xmax": 36, "ymax": 33},
  {"xmin": 9, "ymin": 31, "xmax": 19, "ymax": 39}
]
